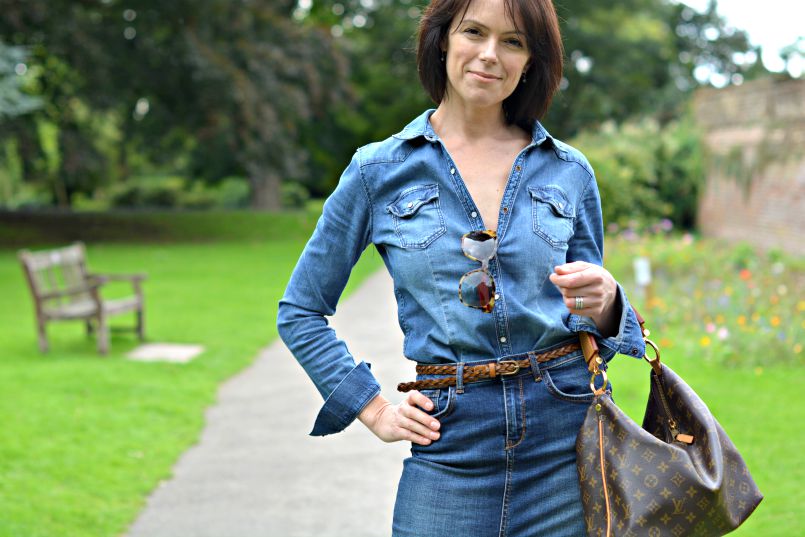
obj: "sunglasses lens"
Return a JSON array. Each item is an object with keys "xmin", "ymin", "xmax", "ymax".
[
  {"xmin": 459, "ymin": 269, "xmax": 496, "ymax": 312},
  {"xmin": 461, "ymin": 231, "xmax": 497, "ymax": 262}
]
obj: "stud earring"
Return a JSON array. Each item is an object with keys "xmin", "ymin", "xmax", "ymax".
[
  {"xmin": 441, "ymin": 52, "xmax": 446, "ymax": 62},
  {"xmin": 521, "ymin": 72, "xmax": 527, "ymax": 84}
]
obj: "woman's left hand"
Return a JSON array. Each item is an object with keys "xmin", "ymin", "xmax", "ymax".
[{"xmin": 549, "ymin": 261, "xmax": 619, "ymax": 336}]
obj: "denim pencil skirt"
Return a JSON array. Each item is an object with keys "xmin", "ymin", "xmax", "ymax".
[{"xmin": 393, "ymin": 346, "xmax": 603, "ymax": 537}]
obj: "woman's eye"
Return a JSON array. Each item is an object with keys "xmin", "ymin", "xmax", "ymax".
[
  {"xmin": 505, "ymin": 38, "xmax": 524, "ymax": 48},
  {"xmin": 463, "ymin": 27, "xmax": 481, "ymax": 36}
]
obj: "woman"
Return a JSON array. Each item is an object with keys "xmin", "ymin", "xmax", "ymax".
[{"xmin": 277, "ymin": 0, "xmax": 646, "ymax": 535}]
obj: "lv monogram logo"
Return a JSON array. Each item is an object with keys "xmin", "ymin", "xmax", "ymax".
[
  {"xmin": 579, "ymin": 464, "xmax": 588, "ymax": 482},
  {"xmin": 672, "ymin": 497, "xmax": 687, "ymax": 515}
]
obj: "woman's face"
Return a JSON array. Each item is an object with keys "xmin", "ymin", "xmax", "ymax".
[{"xmin": 443, "ymin": 0, "xmax": 531, "ymax": 112}]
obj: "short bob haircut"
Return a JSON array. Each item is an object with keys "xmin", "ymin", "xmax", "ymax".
[{"xmin": 417, "ymin": 0, "xmax": 564, "ymax": 129}]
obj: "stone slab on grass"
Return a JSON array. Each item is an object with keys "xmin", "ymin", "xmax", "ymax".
[{"xmin": 127, "ymin": 343, "xmax": 204, "ymax": 363}]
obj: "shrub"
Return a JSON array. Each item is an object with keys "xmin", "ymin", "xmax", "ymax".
[
  {"xmin": 103, "ymin": 175, "xmax": 252, "ymax": 210},
  {"xmin": 570, "ymin": 113, "xmax": 704, "ymax": 231},
  {"xmin": 281, "ymin": 181, "xmax": 310, "ymax": 209}
]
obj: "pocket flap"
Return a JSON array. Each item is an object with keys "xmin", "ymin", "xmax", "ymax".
[
  {"xmin": 387, "ymin": 184, "xmax": 440, "ymax": 218},
  {"xmin": 528, "ymin": 186, "xmax": 574, "ymax": 218}
]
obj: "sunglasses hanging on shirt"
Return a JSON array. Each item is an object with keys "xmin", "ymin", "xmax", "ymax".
[{"xmin": 459, "ymin": 230, "xmax": 498, "ymax": 313}]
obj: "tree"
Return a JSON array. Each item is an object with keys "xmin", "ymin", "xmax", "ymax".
[
  {"xmin": 0, "ymin": 0, "xmax": 351, "ymax": 209},
  {"xmin": 546, "ymin": 0, "xmax": 763, "ymax": 137}
]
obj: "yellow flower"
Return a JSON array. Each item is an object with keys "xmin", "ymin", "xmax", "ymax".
[
  {"xmin": 659, "ymin": 338, "xmax": 673, "ymax": 349},
  {"xmin": 794, "ymin": 344, "xmax": 803, "ymax": 354},
  {"xmin": 737, "ymin": 315, "xmax": 747, "ymax": 326},
  {"xmin": 700, "ymin": 336, "xmax": 711, "ymax": 347},
  {"xmin": 715, "ymin": 314, "xmax": 725, "ymax": 324},
  {"xmin": 798, "ymin": 301, "xmax": 805, "ymax": 312},
  {"xmin": 770, "ymin": 316, "xmax": 781, "ymax": 327},
  {"xmin": 724, "ymin": 286, "xmax": 733, "ymax": 296}
]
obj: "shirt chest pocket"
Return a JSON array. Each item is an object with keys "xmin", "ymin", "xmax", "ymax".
[
  {"xmin": 386, "ymin": 184, "xmax": 447, "ymax": 249},
  {"xmin": 529, "ymin": 186, "xmax": 575, "ymax": 248}
]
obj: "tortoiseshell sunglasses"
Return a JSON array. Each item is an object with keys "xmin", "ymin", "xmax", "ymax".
[{"xmin": 459, "ymin": 229, "xmax": 497, "ymax": 313}]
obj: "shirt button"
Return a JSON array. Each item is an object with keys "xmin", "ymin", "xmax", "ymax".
[
  {"xmin": 631, "ymin": 348, "xmax": 639, "ymax": 355},
  {"xmin": 500, "ymin": 336, "xmax": 507, "ymax": 343},
  {"xmin": 471, "ymin": 211, "xmax": 478, "ymax": 218},
  {"xmin": 515, "ymin": 165, "xmax": 522, "ymax": 172},
  {"xmin": 407, "ymin": 202, "xmax": 414, "ymax": 208},
  {"xmin": 502, "ymin": 207, "xmax": 508, "ymax": 213},
  {"xmin": 450, "ymin": 167, "xmax": 456, "ymax": 175},
  {"xmin": 494, "ymin": 293, "xmax": 500, "ymax": 300}
]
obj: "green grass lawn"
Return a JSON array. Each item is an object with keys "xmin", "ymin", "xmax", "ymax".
[
  {"xmin": 0, "ymin": 222, "xmax": 801, "ymax": 536},
  {"xmin": 0, "ymin": 238, "xmax": 383, "ymax": 537}
]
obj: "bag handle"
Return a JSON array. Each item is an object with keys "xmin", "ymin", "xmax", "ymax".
[{"xmin": 579, "ymin": 305, "xmax": 662, "ymax": 384}]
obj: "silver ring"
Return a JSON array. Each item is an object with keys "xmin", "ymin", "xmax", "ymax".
[{"xmin": 575, "ymin": 296, "xmax": 585, "ymax": 310}]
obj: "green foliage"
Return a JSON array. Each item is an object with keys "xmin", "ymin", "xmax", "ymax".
[
  {"xmin": 548, "ymin": 0, "xmax": 764, "ymax": 138},
  {"xmin": 570, "ymin": 112, "xmax": 704, "ymax": 230},
  {"xmin": 280, "ymin": 181, "xmax": 311, "ymax": 209},
  {"xmin": 0, "ymin": 0, "xmax": 770, "ymax": 209},
  {"xmin": 0, "ymin": 0, "xmax": 351, "ymax": 209},
  {"xmin": 87, "ymin": 175, "xmax": 251, "ymax": 211}
]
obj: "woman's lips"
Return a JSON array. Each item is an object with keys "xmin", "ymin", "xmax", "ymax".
[{"xmin": 468, "ymin": 71, "xmax": 500, "ymax": 81}]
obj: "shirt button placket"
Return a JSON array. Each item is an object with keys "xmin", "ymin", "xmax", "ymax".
[{"xmin": 491, "ymin": 264, "xmax": 510, "ymax": 353}]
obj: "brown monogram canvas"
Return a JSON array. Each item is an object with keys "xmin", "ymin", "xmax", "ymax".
[{"xmin": 576, "ymin": 364, "xmax": 762, "ymax": 537}]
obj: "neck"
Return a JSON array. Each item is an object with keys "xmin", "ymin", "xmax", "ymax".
[{"xmin": 430, "ymin": 98, "xmax": 511, "ymax": 142}]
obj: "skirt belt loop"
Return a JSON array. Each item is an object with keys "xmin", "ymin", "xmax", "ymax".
[
  {"xmin": 527, "ymin": 352, "xmax": 542, "ymax": 382},
  {"xmin": 455, "ymin": 362, "xmax": 465, "ymax": 394}
]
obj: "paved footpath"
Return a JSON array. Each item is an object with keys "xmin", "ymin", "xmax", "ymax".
[{"xmin": 127, "ymin": 269, "xmax": 413, "ymax": 537}]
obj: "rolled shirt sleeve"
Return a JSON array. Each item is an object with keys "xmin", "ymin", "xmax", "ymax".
[
  {"xmin": 566, "ymin": 166, "xmax": 646, "ymax": 361},
  {"xmin": 277, "ymin": 150, "xmax": 382, "ymax": 436}
]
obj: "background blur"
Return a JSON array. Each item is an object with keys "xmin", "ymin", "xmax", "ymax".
[
  {"xmin": 1, "ymin": 1, "xmax": 803, "ymax": 536},
  {"xmin": 1, "ymin": 0, "xmax": 800, "ymax": 222}
]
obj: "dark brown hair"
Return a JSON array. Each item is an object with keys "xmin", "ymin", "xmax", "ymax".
[{"xmin": 416, "ymin": 0, "xmax": 564, "ymax": 128}]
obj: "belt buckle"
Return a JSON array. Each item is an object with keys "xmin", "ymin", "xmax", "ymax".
[{"xmin": 498, "ymin": 360, "xmax": 520, "ymax": 376}]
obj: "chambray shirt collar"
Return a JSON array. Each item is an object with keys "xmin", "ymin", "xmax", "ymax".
[{"xmin": 392, "ymin": 108, "xmax": 554, "ymax": 147}]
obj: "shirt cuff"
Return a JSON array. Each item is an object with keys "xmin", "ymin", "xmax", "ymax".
[
  {"xmin": 310, "ymin": 361, "xmax": 381, "ymax": 437},
  {"xmin": 570, "ymin": 284, "xmax": 645, "ymax": 361}
]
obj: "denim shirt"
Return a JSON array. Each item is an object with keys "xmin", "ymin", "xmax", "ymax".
[{"xmin": 277, "ymin": 109, "xmax": 646, "ymax": 436}]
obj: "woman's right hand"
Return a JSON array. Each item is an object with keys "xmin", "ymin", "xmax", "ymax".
[{"xmin": 358, "ymin": 392, "xmax": 441, "ymax": 446}]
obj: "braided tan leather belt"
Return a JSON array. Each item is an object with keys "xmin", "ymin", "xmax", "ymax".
[{"xmin": 397, "ymin": 342, "xmax": 581, "ymax": 393}]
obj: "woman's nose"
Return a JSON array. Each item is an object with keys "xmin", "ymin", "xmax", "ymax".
[{"xmin": 479, "ymin": 39, "xmax": 499, "ymax": 63}]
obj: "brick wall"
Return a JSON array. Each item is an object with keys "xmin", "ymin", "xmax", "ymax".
[{"xmin": 694, "ymin": 77, "xmax": 805, "ymax": 254}]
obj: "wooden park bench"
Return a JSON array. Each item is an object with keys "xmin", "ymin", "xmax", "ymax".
[{"xmin": 18, "ymin": 242, "xmax": 146, "ymax": 354}]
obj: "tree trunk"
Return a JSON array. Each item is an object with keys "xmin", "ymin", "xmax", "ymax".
[{"xmin": 249, "ymin": 169, "xmax": 282, "ymax": 211}]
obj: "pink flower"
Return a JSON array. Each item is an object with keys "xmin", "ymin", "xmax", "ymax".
[{"xmin": 706, "ymin": 323, "xmax": 716, "ymax": 333}]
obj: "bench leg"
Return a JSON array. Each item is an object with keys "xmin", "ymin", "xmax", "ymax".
[
  {"xmin": 36, "ymin": 319, "xmax": 49, "ymax": 353},
  {"xmin": 97, "ymin": 314, "xmax": 109, "ymax": 355},
  {"xmin": 86, "ymin": 319, "xmax": 95, "ymax": 336},
  {"xmin": 136, "ymin": 308, "xmax": 145, "ymax": 341}
]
